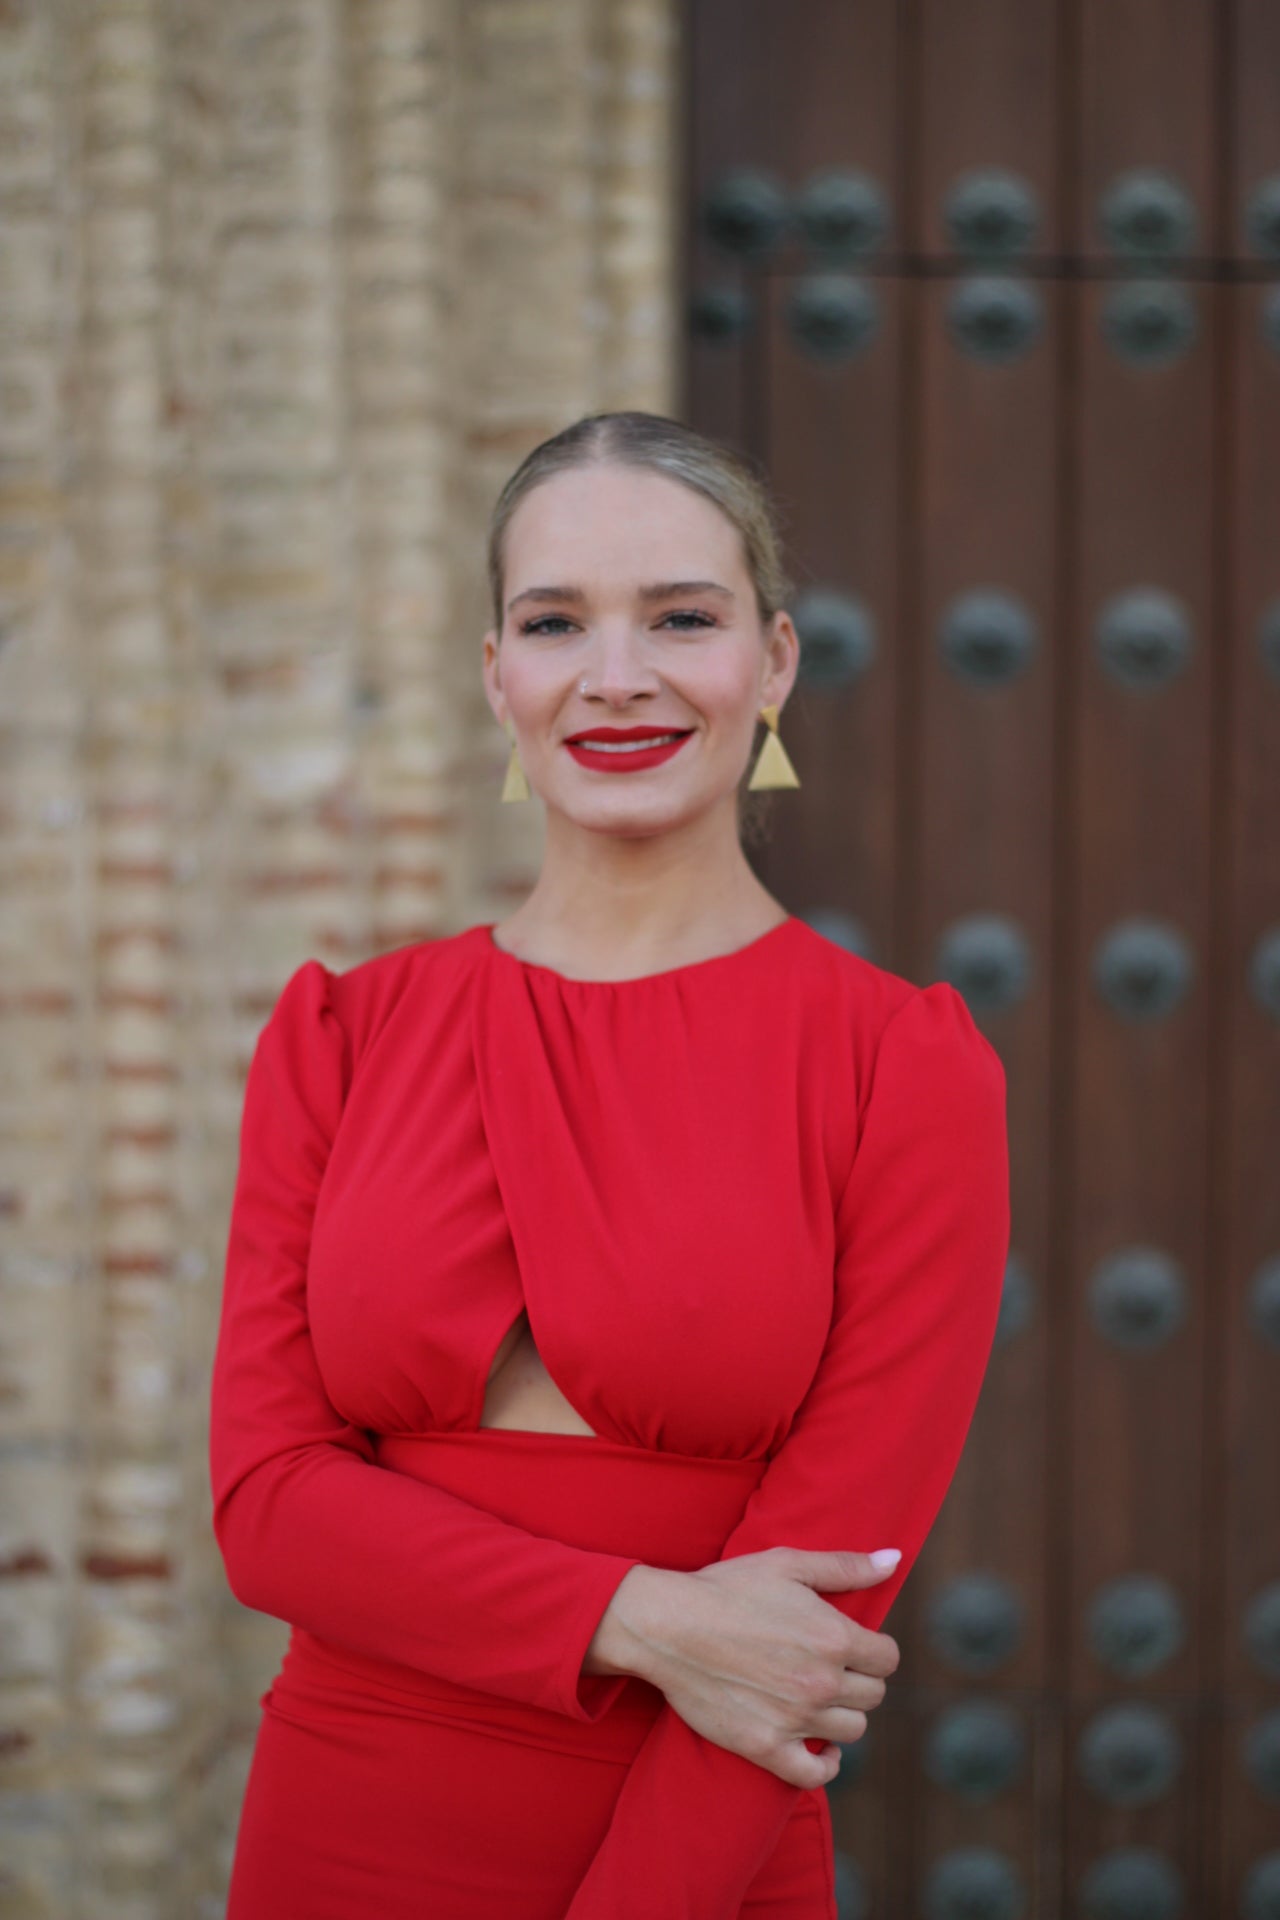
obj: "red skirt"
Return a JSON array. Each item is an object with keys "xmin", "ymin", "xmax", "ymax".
[{"xmin": 225, "ymin": 1428, "xmax": 837, "ymax": 1918}]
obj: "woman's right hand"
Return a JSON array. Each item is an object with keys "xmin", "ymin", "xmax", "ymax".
[{"xmin": 584, "ymin": 1548, "xmax": 901, "ymax": 1789}]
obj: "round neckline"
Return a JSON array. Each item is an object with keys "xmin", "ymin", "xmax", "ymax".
[{"xmin": 482, "ymin": 915, "xmax": 798, "ymax": 986}]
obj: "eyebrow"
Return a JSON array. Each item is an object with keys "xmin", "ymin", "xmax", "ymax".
[{"xmin": 506, "ymin": 580, "xmax": 736, "ymax": 615}]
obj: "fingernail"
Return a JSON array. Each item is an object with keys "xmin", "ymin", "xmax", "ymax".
[{"xmin": 869, "ymin": 1548, "xmax": 902, "ymax": 1569}]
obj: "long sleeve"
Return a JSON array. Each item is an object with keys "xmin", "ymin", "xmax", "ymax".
[
  {"xmin": 207, "ymin": 958, "xmax": 643, "ymax": 1723},
  {"xmin": 564, "ymin": 982, "xmax": 1011, "ymax": 1915}
]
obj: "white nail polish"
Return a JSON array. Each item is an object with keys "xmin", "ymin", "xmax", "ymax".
[{"xmin": 869, "ymin": 1548, "xmax": 902, "ymax": 1569}]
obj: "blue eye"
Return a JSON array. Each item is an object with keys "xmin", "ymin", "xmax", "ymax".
[
  {"xmin": 663, "ymin": 611, "xmax": 717, "ymax": 630},
  {"xmin": 518, "ymin": 616, "xmax": 573, "ymax": 635},
  {"xmin": 518, "ymin": 610, "xmax": 717, "ymax": 635}
]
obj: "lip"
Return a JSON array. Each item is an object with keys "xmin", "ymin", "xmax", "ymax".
[
  {"xmin": 563, "ymin": 729, "xmax": 694, "ymax": 774},
  {"xmin": 564, "ymin": 726, "xmax": 694, "ymax": 744}
]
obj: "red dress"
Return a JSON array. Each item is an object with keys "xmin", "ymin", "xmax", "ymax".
[{"xmin": 209, "ymin": 916, "xmax": 1010, "ymax": 1918}]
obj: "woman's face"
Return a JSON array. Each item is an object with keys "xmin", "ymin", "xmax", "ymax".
[{"xmin": 482, "ymin": 463, "xmax": 798, "ymax": 840}]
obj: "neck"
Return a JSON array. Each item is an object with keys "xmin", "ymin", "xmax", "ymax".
[{"xmin": 494, "ymin": 800, "xmax": 785, "ymax": 972}]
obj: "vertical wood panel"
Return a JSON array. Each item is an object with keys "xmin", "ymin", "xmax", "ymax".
[
  {"xmin": 1220, "ymin": 12, "xmax": 1280, "ymax": 1905},
  {"xmin": 746, "ymin": 8, "xmax": 908, "ymax": 1890},
  {"xmin": 1067, "ymin": 280, "xmax": 1216, "ymax": 1899},
  {"xmin": 753, "ymin": 0, "xmax": 903, "ymax": 962},
  {"xmin": 1075, "ymin": 0, "xmax": 1219, "ymax": 257},
  {"xmin": 910, "ymin": 268, "xmax": 1061, "ymax": 1906},
  {"xmin": 917, "ymin": 0, "xmax": 1062, "ymax": 256},
  {"xmin": 762, "ymin": 277, "xmax": 905, "ymax": 961},
  {"xmin": 910, "ymin": 4, "xmax": 1063, "ymax": 1908},
  {"xmin": 1067, "ymin": 8, "xmax": 1221, "ymax": 1906},
  {"xmin": 1219, "ymin": 268, "xmax": 1280, "ymax": 1920},
  {"xmin": 680, "ymin": 0, "xmax": 774, "ymax": 445}
]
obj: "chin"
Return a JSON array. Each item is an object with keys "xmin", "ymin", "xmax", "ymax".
[{"xmin": 557, "ymin": 792, "xmax": 703, "ymax": 837}]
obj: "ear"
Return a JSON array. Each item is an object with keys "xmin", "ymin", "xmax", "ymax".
[
  {"xmin": 481, "ymin": 628, "xmax": 507, "ymax": 729},
  {"xmin": 760, "ymin": 610, "xmax": 801, "ymax": 711}
]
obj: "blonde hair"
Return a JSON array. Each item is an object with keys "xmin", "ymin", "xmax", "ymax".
[{"xmin": 486, "ymin": 410, "xmax": 797, "ymax": 848}]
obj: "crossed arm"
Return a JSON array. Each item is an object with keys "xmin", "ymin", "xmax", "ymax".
[
  {"xmin": 209, "ymin": 961, "xmax": 1009, "ymax": 1916},
  {"xmin": 561, "ymin": 981, "xmax": 1010, "ymax": 1915}
]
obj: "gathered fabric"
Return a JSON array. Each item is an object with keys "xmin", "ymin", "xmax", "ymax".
[{"xmin": 210, "ymin": 918, "xmax": 1010, "ymax": 1916}]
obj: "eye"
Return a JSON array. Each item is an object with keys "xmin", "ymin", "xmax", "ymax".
[
  {"xmin": 517, "ymin": 609, "xmax": 718, "ymax": 636},
  {"xmin": 662, "ymin": 610, "xmax": 717, "ymax": 631}
]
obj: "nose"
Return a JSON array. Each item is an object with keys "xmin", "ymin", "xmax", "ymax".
[{"xmin": 581, "ymin": 621, "xmax": 662, "ymax": 703}]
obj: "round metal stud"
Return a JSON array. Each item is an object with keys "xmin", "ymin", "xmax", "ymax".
[
  {"xmin": 1262, "ymin": 286, "xmax": 1280, "ymax": 357},
  {"xmin": 946, "ymin": 275, "xmax": 1044, "ymax": 363},
  {"xmin": 793, "ymin": 168, "xmax": 890, "ymax": 259},
  {"xmin": 1091, "ymin": 919, "xmax": 1194, "ymax": 1022},
  {"xmin": 791, "ymin": 587, "xmax": 876, "ymax": 688},
  {"xmin": 1078, "ymin": 1703, "xmax": 1182, "ymax": 1807},
  {"xmin": 1248, "ymin": 928, "xmax": 1280, "ymax": 1022},
  {"xmin": 801, "ymin": 907, "xmax": 874, "ymax": 961},
  {"xmin": 1244, "ymin": 177, "xmax": 1280, "ymax": 260},
  {"xmin": 785, "ymin": 274, "xmax": 880, "ymax": 361},
  {"xmin": 936, "ymin": 914, "xmax": 1032, "ymax": 1015},
  {"xmin": 926, "ymin": 1573, "xmax": 1026, "ymax": 1675},
  {"xmin": 1077, "ymin": 1847, "xmax": 1185, "ymax": 1920},
  {"xmin": 1241, "ymin": 1852, "xmax": 1280, "ymax": 1920},
  {"xmin": 833, "ymin": 1850, "xmax": 869, "ymax": 1920},
  {"xmin": 995, "ymin": 1253, "xmax": 1035, "ymax": 1348},
  {"xmin": 944, "ymin": 168, "xmax": 1041, "ymax": 260},
  {"xmin": 688, "ymin": 284, "xmax": 754, "ymax": 344},
  {"xmin": 1244, "ymin": 1584, "xmax": 1280, "ymax": 1680},
  {"xmin": 1095, "ymin": 589, "xmax": 1193, "ymax": 688},
  {"xmin": 701, "ymin": 167, "xmax": 790, "ymax": 258},
  {"xmin": 1243, "ymin": 1711, "xmax": 1280, "ymax": 1799},
  {"xmin": 924, "ymin": 1700, "xmax": 1026, "ymax": 1801},
  {"xmin": 1258, "ymin": 601, "xmax": 1280, "ymax": 682},
  {"xmin": 1098, "ymin": 169, "xmax": 1199, "ymax": 260},
  {"xmin": 940, "ymin": 589, "xmax": 1039, "ymax": 685},
  {"xmin": 1088, "ymin": 1575, "xmax": 1186, "ymax": 1677},
  {"xmin": 1088, "ymin": 1248, "xmax": 1188, "ymax": 1353},
  {"xmin": 923, "ymin": 1847, "xmax": 1027, "ymax": 1920},
  {"xmin": 1101, "ymin": 282, "xmax": 1198, "ymax": 367},
  {"xmin": 1249, "ymin": 1256, "xmax": 1280, "ymax": 1350}
]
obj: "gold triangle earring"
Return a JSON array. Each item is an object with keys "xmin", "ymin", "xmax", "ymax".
[
  {"xmin": 746, "ymin": 703, "xmax": 801, "ymax": 790},
  {"xmin": 500, "ymin": 720, "xmax": 531, "ymax": 802}
]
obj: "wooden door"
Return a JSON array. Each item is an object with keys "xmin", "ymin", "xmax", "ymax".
[{"xmin": 680, "ymin": 3, "xmax": 1280, "ymax": 1913}]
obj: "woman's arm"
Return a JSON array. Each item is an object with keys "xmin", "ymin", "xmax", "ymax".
[
  {"xmin": 563, "ymin": 982, "xmax": 1011, "ymax": 1916},
  {"xmin": 208, "ymin": 958, "xmax": 644, "ymax": 1723},
  {"xmin": 585, "ymin": 1542, "xmax": 901, "ymax": 1778}
]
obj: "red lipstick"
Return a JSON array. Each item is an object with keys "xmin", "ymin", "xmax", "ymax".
[{"xmin": 563, "ymin": 725, "xmax": 695, "ymax": 774}]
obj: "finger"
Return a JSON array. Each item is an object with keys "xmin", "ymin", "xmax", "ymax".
[
  {"xmin": 834, "ymin": 1670, "xmax": 888, "ymax": 1713},
  {"xmin": 777, "ymin": 1740, "xmax": 843, "ymax": 1790},
  {"xmin": 786, "ymin": 1548, "xmax": 902, "ymax": 1591},
  {"xmin": 809, "ymin": 1706, "xmax": 869, "ymax": 1746},
  {"xmin": 840, "ymin": 1626, "xmax": 901, "ymax": 1679}
]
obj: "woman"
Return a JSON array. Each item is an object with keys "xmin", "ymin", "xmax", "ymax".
[{"xmin": 210, "ymin": 410, "xmax": 1010, "ymax": 1918}]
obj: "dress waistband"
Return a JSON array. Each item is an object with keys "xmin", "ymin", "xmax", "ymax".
[
  {"xmin": 376, "ymin": 1425, "xmax": 768, "ymax": 1562},
  {"xmin": 266, "ymin": 1427, "xmax": 769, "ymax": 1764}
]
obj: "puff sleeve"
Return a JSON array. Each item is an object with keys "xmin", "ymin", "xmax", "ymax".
[
  {"xmin": 207, "ymin": 958, "xmax": 644, "ymax": 1723},
  {"xmin": 564, "ymin": 982, "xmax": 1011, "ymax": 1915}
]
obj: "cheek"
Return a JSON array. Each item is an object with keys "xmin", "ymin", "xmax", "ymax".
[
  {"xmin": 500, "ymin": 658, "xmax": 563, "ymax": 728},
  {"xmin": 693, "ymin": 669, "xmax": 761, "ymax": 737}
]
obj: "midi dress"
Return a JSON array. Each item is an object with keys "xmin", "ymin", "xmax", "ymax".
[{"xmin": 208, "ymin": 915, "xmax": 1010, "ymax": 1919}]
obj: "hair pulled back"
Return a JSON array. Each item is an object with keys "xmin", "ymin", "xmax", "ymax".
[{"xmin": 486, "ymin": 410, "xmax": 797, "ymax": 849}]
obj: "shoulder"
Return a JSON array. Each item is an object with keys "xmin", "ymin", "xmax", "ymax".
[
  {"xmin": 785, "ymin": 919, "xmax": 1005, "ymax": 1112},
  {"xmin": 784, "ymin": 918, "xmax": 918, "ymax": 1082},
  {"xmin": 785, "ymin": 917, "xmax": 917, "ymax": 1026},
  {"xmin": 262, "ymin": 925, "xmax": 490, "ymax": 1061}
]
